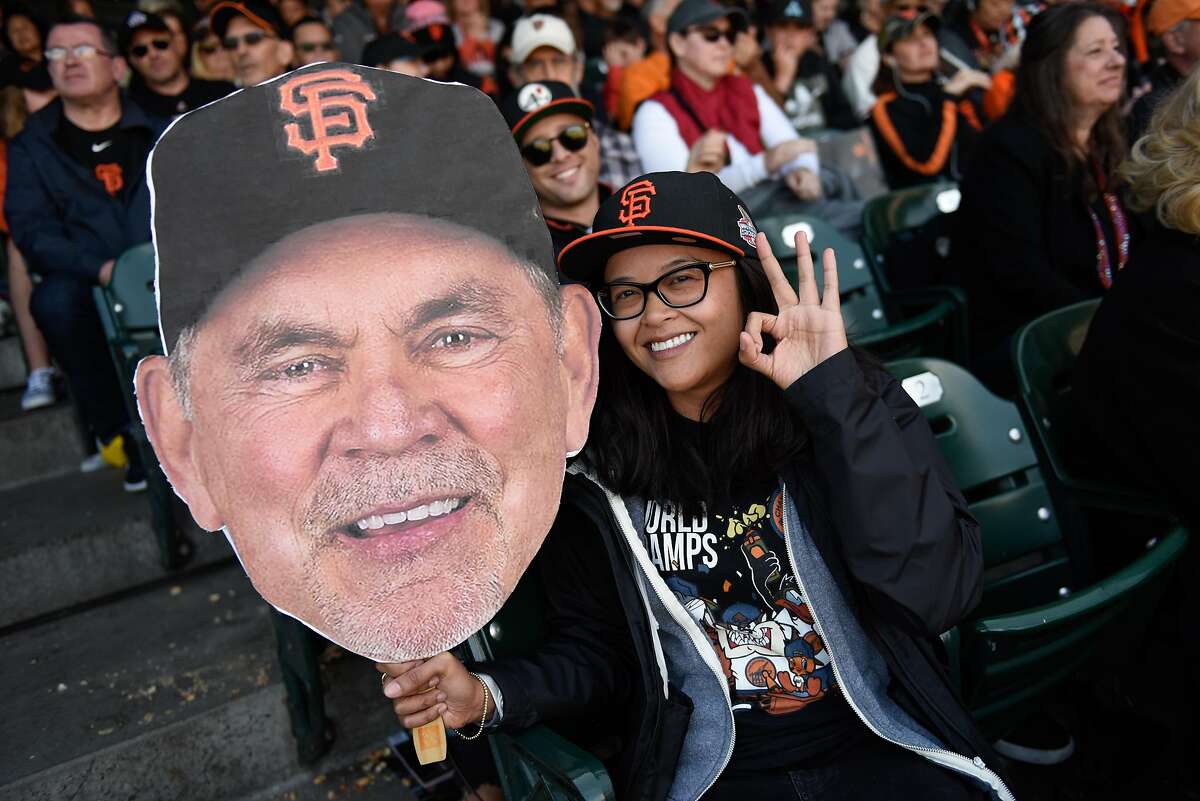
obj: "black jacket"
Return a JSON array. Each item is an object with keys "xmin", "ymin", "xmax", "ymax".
[
  {"xmin": 951, "ymin": 114, "xmax": 1131, "ymax": 393},
  {"xmin": 1074, "ymin": 221, "xmax": 1200, "ymax": 529},
  {"xmin": 4, "ymin": 97, "xmax": 167, "ymax": 281},
  {"xmin": 476, "ymin": 352, "xmax": 1007, "ymax": 800},
  {"xmin": 763, "ymin": 49, "xmax": 860, "ymax": 132},
  {"xmin": 868, "ymin": 80, "xmax": 983, "ymax": 190}
]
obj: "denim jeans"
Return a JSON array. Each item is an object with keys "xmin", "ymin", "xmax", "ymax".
[{"xmin": 702, "ymin": 735, "xmax": 989, "ymax": 801}]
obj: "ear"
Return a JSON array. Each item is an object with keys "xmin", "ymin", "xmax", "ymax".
[
  {"xmin": 668, "ymin": 30, "xmax": 686, "ymax": 59},
  {"xmin": 572, "ymin": 55, "xmax": 585, "ymax": 85},
  {"xmin": 111, "ymin": 55, "xmax": 129, "ymax": 83},
  {"xmin": 1161, "ymin": 28, "xmax": 1184, "ymax": 56},
  {"xmin": 133, "ymin": 355, "xmax": 224, "ymax": 531},
  {"xmin": 881, "ymin": 52, "xmax": 895, "ymax": 68},
  {"xmin": 557, "ymin": 283, "xmax": 601, "ymax": 456}
]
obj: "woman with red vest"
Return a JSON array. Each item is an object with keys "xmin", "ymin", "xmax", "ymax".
[
  {"xmin": 868, "ymin": 11, "xmax": 991, "ymax": 189},
  {"xmin": 630, "ymin": 0, "xmax": 837, "ymax": 216}
]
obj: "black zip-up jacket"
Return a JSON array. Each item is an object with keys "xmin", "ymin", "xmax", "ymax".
[{"xmin": 474, "ymin": 352, "xmax": 1010, "ymax": 801}]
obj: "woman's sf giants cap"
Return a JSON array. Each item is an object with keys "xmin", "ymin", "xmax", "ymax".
[
  {"xmin": 149, "ymin": 62, "xmax": 554, "ymax": 352},
  {"xmin": 557, "ymin": 171, "xmax": 760, "ymax": 284}
]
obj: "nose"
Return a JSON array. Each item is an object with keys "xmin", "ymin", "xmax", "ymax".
[
  {"xmin": 640, "ymin": 289, "xmax": 678, "ymax": 326},
  {"xmin": 548, "ymin": 137, "xmax": 574, "ymax": 163},
  {"xmin": 329, "ymin": 354, "xmax": 450, "ymax": 460}
]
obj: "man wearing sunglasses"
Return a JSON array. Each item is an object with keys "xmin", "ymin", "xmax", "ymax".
[
  {"xmin": 210, "ymin": 0, "xmax": 294, "ymax": 87},
  {"xmin": 122, "ymin": 11, "xmax": 233, "ymax": 118},
  {"xmin": 502, "ymin": 80, "xmax": 607, "ymax": 257},
  {"xmin": 5, "ymin": 15, "xmax": 170, "ymax": 493},
  {"xmin": 289, "ymin": 16, "xmax": 340, "ymax": 67}
]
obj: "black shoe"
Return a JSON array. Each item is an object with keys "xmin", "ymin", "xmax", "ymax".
[{"xmin": 121, "ymin": 434, "xmax": 148, "ymax": 493}]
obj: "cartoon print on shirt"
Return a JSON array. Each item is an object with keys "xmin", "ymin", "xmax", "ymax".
[{"xmin": 648, "ymin": 487, "xmax": 838, "ymax": 716}]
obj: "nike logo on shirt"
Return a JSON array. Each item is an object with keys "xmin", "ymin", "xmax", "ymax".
[{"xmin": 91, "ymin": 141, "xmax": 113, "ymax": 153}]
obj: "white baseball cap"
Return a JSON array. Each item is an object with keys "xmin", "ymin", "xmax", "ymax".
[{"xmin": 511, "ymin": 14, "xmax": 577, "ymax": 64}]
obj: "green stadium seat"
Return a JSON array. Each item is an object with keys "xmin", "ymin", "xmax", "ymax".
[
  {"xmin": 861, "ymin": 180, "xmax": 960, "ymax": 294},
  {"xmin": 461, "ymin": 572, "xmax": 615, "ymax": 801},
  {"xmin": 888, "ymin": 357, "xmax": 1189, "ymax": 738},
  {"xmin": 92, "ymin": 243, "xmax": 193, "ymax": 570},
  {"xmin": 757, "ymin": 212, "xmax": 967, "ymax": 362}
]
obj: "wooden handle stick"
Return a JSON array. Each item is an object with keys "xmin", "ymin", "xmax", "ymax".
[{"xmin": 413, "ymin": 717, "xmax": 447, "ymax": 764}]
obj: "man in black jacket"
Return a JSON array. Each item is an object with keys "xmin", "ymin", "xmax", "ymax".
[
  {"xmin": 762, "ymin": 0, "xmax": 860, "ymax": 132},
  {"xmin": 122, "ymin": 11, "xmax": 233, "ymax": 117},
  {"xmin": 5, "ymin": 16, "xmax": 168, "ymax": 491}
]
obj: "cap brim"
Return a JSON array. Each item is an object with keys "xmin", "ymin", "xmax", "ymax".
[
  {"xmin": 671, "ymin": 5, "xmax": 748, "ymax": 33},
  {"xmin": 557, "ymin": 225, "xmax": 745, "ymax": 283},
  {"xmin": 210, "ymin": 2, "xmax": 277, "ymax": 37},
  {"xmin": 511, "ymin": 97, "xmax": 595, "ymax": 142}
]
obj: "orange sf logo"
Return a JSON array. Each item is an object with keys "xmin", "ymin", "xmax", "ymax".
[
  {"xmin": 279, "ymin": 68, "xmax": 377, "ymax": 173},
  {"xmin": 618, "ymin": 179, "xmax": 656, "ymax": 225},
  {"xmin": 94, "ymin": 163, "xmax": 124, "ymax": 196}
]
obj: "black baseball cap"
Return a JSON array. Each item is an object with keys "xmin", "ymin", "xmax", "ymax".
[
  {"xmin": 149, "ymin": 62, "xmax": 555, "ymax": 352},
  {"xmin": 877, "ymin": 9, "xmax": 940, "ymax": 52},
  {"xmin": 500, "ymin": 81, "xmax": 595, "ymax": 143},
  {"xmin": 210, "ymin": 0, "xmax": 285, "ymax": 39},
  {"xmin": 120, "ymin": 10, "xmax": 172, "ymax": 53},
  {"xmin": 765, "ymin": 0, "xmax": 814, "ymax": 26},
  {"xmin": 667, "ymin": 0, "xmax": 748, "ymax": 34},
  {"xmin": 360, "ymin": 32, "xmax": 423, "ymax": 66},
  {"xmin": 558, "ymin": 171, "xmax": 760, "ymax": 283}
]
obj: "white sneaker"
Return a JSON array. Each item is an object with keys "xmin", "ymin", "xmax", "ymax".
[{"xmin": 20, "ymin": 367, "xmax": 57, "ymax": 411}]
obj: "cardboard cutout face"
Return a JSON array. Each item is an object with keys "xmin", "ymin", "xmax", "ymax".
[{"xmin": 135, "ymin": 64, "xmax": 599, "ymax": 663}]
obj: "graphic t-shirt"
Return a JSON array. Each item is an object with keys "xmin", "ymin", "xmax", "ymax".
[
  {"xmin": 55, "ymin": 115, "xmax": 147, "ymax": 200},
  {"xmin": 643, "ymin": 418, "xmax": 864, "ymax": 770}
]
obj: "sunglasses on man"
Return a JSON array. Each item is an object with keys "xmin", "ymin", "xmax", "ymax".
[
  {"xmin": 130, "ymin": 38, "xmax": 172, "ymax": 58},
  {"xmin": 222, "ymin": 30, "xmax": 274, "ymax": 50},
  {"xmin": 688, "ymin": 24, "xmax": 739, "ymax": 44},
  {"xmin": 520, "ymin": 123, "xmax": 591, "ymax": 166},
  {"xmin": 296, "ymin": 40, "xmax": 335, "ymax": 54}
]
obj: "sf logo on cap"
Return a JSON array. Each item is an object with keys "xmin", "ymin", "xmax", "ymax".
[
  {"xmin": 619, "ymin": 179, "xmax": 656, "ymax": 225},
  {"xmin": 279, "ymin": 68, "xmax": 377, "ymax": 173}
]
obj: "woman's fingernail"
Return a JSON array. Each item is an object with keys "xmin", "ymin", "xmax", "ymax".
[
  {"xmin": 437, "ymin": 692, "xmax": 447, "ymax": 702},
  {"xmin": 383, "ymin": 683, "xmax": 399, "ymax": 698}
]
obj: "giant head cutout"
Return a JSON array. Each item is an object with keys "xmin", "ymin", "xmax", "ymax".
[{"xmin": 135, "ymin": 64, "xmax": 600, "ymax": 663}]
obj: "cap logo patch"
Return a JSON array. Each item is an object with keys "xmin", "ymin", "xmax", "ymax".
[
  {"xmin": 618, "ymin": 179, "xmax": 656, "ymax": 225},
  {"xmin": 279, "ymin": 68, "xmax": 377, "ymax": 173},
  {"xmin": 126, "ymin": 10, "xmax": 149, "ymax": 26},
  {"xmin": 736, "ymin": 204, "xmax": 758, "ymax": 247},
  {"xmin": 517, "ymin": 83, "xmax": 554, "ymax": 112},
  {"xmin": 785, "ymin": 1, "xmax": 803, "ymax": 16}
]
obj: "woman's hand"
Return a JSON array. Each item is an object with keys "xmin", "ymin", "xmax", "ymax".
[
  {"xmin": 764, "ymin": 137, "xmax": 816, "ymax": 174},
  {"xmin": 378, "ymin": 652, "xmax": 488, "ymax": 730},
  {"xmin": 739, "ymin": 230, "xmax": 848, "ymax": 389},
  {"xmin": 784, "ymin": 167, "xmax": 822, "ymax": 201},
  {"xmin": 943, "ymin": 67, "xmax": 992, "ymax": 96},
  {"xmin": 687, "ymin": 129, "xmax": 727, "ymax": 173}
]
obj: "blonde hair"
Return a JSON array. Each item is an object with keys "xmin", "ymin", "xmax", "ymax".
[{"xmin": 1121, "ymin": 67, "xmax": 1200, "ymax": 235}]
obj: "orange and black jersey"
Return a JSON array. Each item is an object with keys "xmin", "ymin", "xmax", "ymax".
[{"xmin": 868, "ymin": 81, "xmax": 984, "ymax": 190}]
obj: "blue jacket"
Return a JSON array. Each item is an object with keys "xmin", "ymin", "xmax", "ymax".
[{"xmin": 5, "ymin": 97, "xmax": 167, "ymax": 281}]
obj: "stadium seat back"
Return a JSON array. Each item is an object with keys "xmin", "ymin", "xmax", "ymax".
[
  {"xmin": 756, "ymin": 213, "xmax": 874, "ymax": 294},
  {"xmin": 888, "ymin": 358, "xmax": 1070, "ymax": 616},
  {"xmin": 861, "ymin": 181, "xmax": 959, "ymax": 293},
  {"xmin": 107, "ymin": 243, "xmax": 161, "ymax": 338}
]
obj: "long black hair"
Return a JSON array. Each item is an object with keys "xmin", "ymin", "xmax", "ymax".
[
  {"xmin": 580, "ymin": 252, "xmax": 818, "ymax": 506},
  {"xmin": 1010, "ymin": 3, "xmax": 1128, "ymax": 196}
]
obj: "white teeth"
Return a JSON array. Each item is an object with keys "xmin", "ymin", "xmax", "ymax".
[
  {"xmin": 649, "ymin": 332, "xmax": 696, "ymax": 353},
  {"xmin": 353, "ymin": 498, "xmax": 463, "ymax": 532}
]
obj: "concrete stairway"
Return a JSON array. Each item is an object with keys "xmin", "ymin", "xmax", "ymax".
[{"xmin": 0, "ymin": 333, "xmax": 412, "ymax": 801}]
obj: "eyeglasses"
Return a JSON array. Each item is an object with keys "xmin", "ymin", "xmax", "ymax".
[
  {"xmin": 44, "ymin": 44, "xmax": 113, "ymax": 61},
  {"xmin": 222, "ymin": 31, "xmax": 273, "ymax": 50},
  {"xmin": 596, "ymin": 260, "xmax": 735, "ymax": 320},
  {"xmin": 296, "ymin": 41, "xmax": 334, "ymax": 53},
  {"xmin": 689, "ymin": 25, "xmax": 738, "ymax": 44},
  {"xmin": 130, "ymin": 39, "xmax": 172, "ymax": 58},
  {"xmin": 520, "ymin": 123, "xmax": 590, "ymax": 166}
]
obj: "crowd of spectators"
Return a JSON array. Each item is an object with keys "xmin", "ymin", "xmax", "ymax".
[{"xmin": 0, "ymin": 0, "xmax": 1196, "ymax": 504}]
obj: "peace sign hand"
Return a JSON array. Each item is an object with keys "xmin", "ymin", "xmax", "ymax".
[{"xmin": 738, "ymin": 230, "xmax": 849, "ymax": 390}]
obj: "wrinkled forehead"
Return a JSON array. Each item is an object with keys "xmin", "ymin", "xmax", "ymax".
[
  {"xmin": 48, "ymin": 22, "xmax": 104, "ymax": 48},
  {"xmin": 198, "ymin": 212, "xmax": 520, "ymax": 328}
]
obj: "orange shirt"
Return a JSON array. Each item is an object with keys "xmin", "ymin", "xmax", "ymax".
[{"xmin": 615, "ymin": 51, "xmax": 670, "ymax": 132}]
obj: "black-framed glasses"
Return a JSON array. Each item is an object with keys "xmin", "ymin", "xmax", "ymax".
[
  {"xmin": 44, "ymin": 44, "xmax": 113, "ymax": 61},
  {"xmin": 596, "ymin": 260, "xmax": 735, "ymax": 320},
  {"xmin": 689, "ymin": 24, "xmax": 738, "ymax": 44},
  {"xmin": 222, "ymin": 31, "xmax": 272, "ymax": 50},
  {"xmin": 130, "ymin": 39, "xmax": 172, "ymax": 58},
  {"xmin": 520, "ymin": 123, "xmax": 591, "ymax": 166},
  {"xmin": 297, "ymin": 40, "xmax": 335, "ymax": 53}
]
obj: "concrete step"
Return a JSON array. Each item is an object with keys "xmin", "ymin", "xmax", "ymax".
[
  {"xmin": 0, "ymin": 469, "xmax": 232, "ymax": 628},
  {"xmin": 0, "ymin": 387, "xmax": 86, "ymax": 491},
  {"xmin": 0, "ymin": 336, "xmax": 27, "ymax": 392},
  {"xmin": 0, "ymin": 562, "xmax": 409, "ymax": 801}
]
